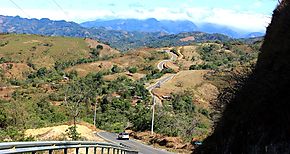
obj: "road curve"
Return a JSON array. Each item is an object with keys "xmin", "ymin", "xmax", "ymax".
[
  {"xmin": 97, "ymin": 132, "xmax": 174, "ymax": 154},
  {"xmin": 146, "ymin": 50, "xmax": 178, "ymax": 105},
  {"xmin": 157, "ymin": 50, "xmax": 178, "ymax": 71}
]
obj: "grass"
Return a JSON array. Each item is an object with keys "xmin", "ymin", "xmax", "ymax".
[
  {"xmin": 0, "ymin": 34, "xmax": 91, "ymax": 69},
  {"xmin": 152, "ymin": 70, "xmax": 209, "ymax": 97},
  {"xmin": 65, "ymin": 48, "xmax": 168, "ymax": 77}
]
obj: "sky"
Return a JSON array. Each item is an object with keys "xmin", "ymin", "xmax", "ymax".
[{"xmin": 0, "ymin": 0, "xmax": 279, "ymax": 32}]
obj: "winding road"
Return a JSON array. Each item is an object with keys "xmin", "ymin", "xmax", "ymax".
[
  {"xmin": 96, "ymin": 50, "xmax": 179, "ymax": 154},
  {"xmin": 146, "ymin": 49, "xmax": 178, "ymax": 103},
  {"xmin": 97, "ymin": 132, "xmax": 173, "ymax": 154},
  {"xmin": 157, "ymin": 50, "xmax": 178, "ymax": 71}
]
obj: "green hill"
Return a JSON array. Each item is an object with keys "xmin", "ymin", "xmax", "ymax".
[{"xmin": 0, "ymin": 34, "xmax": 91, "ymax": 69}]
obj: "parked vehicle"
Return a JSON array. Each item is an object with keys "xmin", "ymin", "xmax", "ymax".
[{"xmin": 118, "ymin": 132, "xmax": 129, "ymax": 140}]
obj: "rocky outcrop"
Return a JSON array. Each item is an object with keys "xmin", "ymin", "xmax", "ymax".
[{"xmin": 196, "ymin": 0, "xmax": 290, "ymax": 153}]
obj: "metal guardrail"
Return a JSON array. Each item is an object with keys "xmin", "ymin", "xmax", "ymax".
[{"xmin": 0, "ymin": 141, "xmax": 139, "ymax": 154}]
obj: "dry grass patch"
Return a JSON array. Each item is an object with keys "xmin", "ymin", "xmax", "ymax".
[
  {"xmin": 1, "ymin": 63, "xmax": 33, "ymax": 79},
  {"xmin": 152, "ymin": 70, "xmax": 209, "ymax": 98},
  {"xmin": 0, "ymin": 86, "xmax": 18, "ymax": 100},
  {"xmin": 25, "ymin": 122, "xmax": 104, "ymax": 142},
  {"xmin": 164, "ymin": 62, "xmax": 179, "ymax": 72},
  {"xmin": 66, "ymin": 61, "xmax": 115, "ymax": 77},
  {"xmin": 177, "ymin": 45, "xmax": 204, "ymax": 70},
  {"xmin": 103, "ymin": 72, "xmax": 145, "ymax": 81},
  {"xmin": 85, "ymin": 38, "xmax": 120, "ymax": 57},
  {"xmin": 0, "ymin": 34, "xmax": 91, "ymax": 69}
]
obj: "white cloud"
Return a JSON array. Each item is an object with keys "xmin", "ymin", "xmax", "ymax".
[
  {"xmin": 202, "ymin": 8, "xmax": 271, "ymax": 32},
  {"xmin": 0, "ymin": 6, "xmax": 271, "ymax": 32}
]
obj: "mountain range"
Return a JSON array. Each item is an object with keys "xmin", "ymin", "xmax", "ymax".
[
  {"xmin": 81, "ymin": 18, "xmax": 265, "ymax": 38},
  {"xmin": 81, "ymin": 18, "xmax": 199, "ymax": 34},
  {"xmin": 0, "ymin": 15, "xmax": 262, "ymax": 51}
]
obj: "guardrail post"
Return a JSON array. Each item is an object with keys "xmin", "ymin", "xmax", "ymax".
[
  {"xmin": 101, "ymin": 147, "xmax": 104, "ymax": 154},
  {"xmin": 113, "ymin": 148, "xmax": 116, "ymax": 154},
  {"xmin": 117, "ymin": 149, "xmax": 119, "ymax": 154},
  {"xmin": 64, "ymin": 148, "xmax": 68, "ymax": 154},
  {"xmin": 76, "ymin": 147, "xmax": 79, "ymax": 154},
  {"xmin": 49, "ymin": 149, "xmax": 53, "ymax": 154},
  {"xmin": 94, "ymin": 147, "xmax": 97, "ymax": 154},
  {"xmin": 108, "ymin": 148, "xmax": 110, "ymax": 154},
  {"xmin": 86, "ymin": 147, "xmax": 89, "ymax": 154}
]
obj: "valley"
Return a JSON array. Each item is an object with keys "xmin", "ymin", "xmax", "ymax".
[
  {"xmin": 0, "ymin": 32, "xmax": 260, "ymax": 153},
  {"xmin": 0, "ymin": 0, "xmax": 285, "ymax": 153}
]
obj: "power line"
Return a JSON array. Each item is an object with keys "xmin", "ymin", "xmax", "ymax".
[
  {"xmin": 8, "ymin": 0, "xmax": 31, "ymax": 18},
  {"xmin": 51, "ymin": 0, "xmax": 69, "ymax": 18}
]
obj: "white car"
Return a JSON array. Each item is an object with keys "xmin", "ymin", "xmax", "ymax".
[{"xmin": 118, "ymin": 132, "xmax": 129, "ymax": 140}]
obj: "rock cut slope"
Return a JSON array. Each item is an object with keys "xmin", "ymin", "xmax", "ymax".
[{"xmin": 196, "ymin": 0, "xmax": 290, "ymax": 153}]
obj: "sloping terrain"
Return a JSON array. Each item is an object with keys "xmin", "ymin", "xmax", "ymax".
[
  {"xmin": 0, "ymin": 27, "xmax": 261, "ymax": 153},
  {"xmin": 25, "ymin": 122, "xmax": 104, "ymax": 141},
  {"xmin": 66, "ymin": 48, "xmax": 168, "ymax": 77},
  {"xmin": 0, "ymin": 34, "xmax": 91, "ymax": 69},
  {"xmin": 84, "ymin": 38, "xmax": 120, "ymax": 57},
  {"xmin": 196, "ymin": 0, "xmax": 290, "ymax": 153}
]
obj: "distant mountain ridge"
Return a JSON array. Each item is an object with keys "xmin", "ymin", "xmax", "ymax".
[
  {"xmin": 81, "ymin": 18, "xmax": 198, "ymax": 34},
  {"xmin": 0, "ymin": 15, "xmax": 259, "ymax": 51},
  {"xmin": 81, "ymin": 18, "xmax": 265, "ymax": 38}
]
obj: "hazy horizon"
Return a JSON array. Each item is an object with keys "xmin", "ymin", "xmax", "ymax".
[{"xmin": 1, "ymin": 0, "xmax": 278, "ymax": 32}]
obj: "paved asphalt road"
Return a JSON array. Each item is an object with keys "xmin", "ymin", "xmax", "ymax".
[
  {"xmin": 97, "ymin": 132, "xmax": 174, "ymax": 154},
  {"xmin": 146, "ymin": 74, "xmax": 175, "ymax": 92},
  {"xmin": 157, "ymin": 50, "xmax": 178, "ymax": 71},
  {"xmin": 97, "ymin": 50, "xmax": 177, "ymax": 154}
]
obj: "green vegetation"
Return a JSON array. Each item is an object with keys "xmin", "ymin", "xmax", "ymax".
[
  {"xmin": 0, "ymin": 33, "xmax": 259, "ymax": 145},
  {"xmin": 65, "ymin": 126, "xmax": 81, "ymax": 141},
  {"xmin": 0, "ymin": 34, "xmax": 91, "ymax": 69},
  {"xmin": 128, "ymin": 67, "xmax": 137, "ymax": 74},
  {"xmin": 154, "ymin": 93, "xmax": 212, "ymax": 141},
  {"xmin": 190, "ymin": 41, "xmax": 260, "ymax": 71}
]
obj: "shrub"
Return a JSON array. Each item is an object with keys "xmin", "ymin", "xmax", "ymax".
[
  {"xmin": 128, "ymin": 67, "xmax": 137, "ymax": 74},
  {"xmin": 96, "ymin": 45, "xmax": 103, "ymax": 50},
  {"xmin": 111, "ymin": 65, "xmax": 121, "ymax": 73},
  {"xmin": 65, "ymin": 126, "xmax": 81, "ymax": 141}
]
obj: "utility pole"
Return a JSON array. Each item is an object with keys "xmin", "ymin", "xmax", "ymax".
[
  {"xmin": 93, "ymin": 100, "xmax": 97, "ymax": 127},
  {"xmin": 151, "ymin": 96, "xmax": 155, "ymax": 135}
]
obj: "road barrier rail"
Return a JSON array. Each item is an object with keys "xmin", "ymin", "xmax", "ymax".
[{"xmin": 0, "ymin": 141, "xmax": 138, "ymax": 154}]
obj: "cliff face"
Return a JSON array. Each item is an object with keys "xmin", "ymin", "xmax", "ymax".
[{"xmin": 196, "ymin": 0, "xmax": 290, "ymax": 153}]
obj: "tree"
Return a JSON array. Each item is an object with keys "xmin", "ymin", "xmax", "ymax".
[
  {"xmin": 111, "ymin": 65, "xmax": 121, "ymax": 73},
  {"xmin": 128, "ymin": 67, "xmax": 137, "ymax": 74},
  {"xmin": 64, "ymin": 81, "xmax": 87, "ymax": 127},
  {"xmin": 36, "ymin": 67, "xmax": 47, "ymax": 77},
  {"xmin": 96, "ymin": 44, "xmax": 103, "ymax": 50}
]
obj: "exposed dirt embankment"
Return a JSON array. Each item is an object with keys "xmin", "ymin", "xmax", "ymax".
[
  {"xmin": 25, "ymin": 122, "xmax": 104, "ymax": 142},
  {"xmin": 129, "ymin": 131, "xmax": 193, "ymax": 153},
  {"xmin": 196, "ymin": 0, "xmax": 290, "ymax": 153}
]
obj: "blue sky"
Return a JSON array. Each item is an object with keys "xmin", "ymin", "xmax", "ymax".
[{"xmin": 0, "ymin": 0, "xmax": 278, "ymax": 32}]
